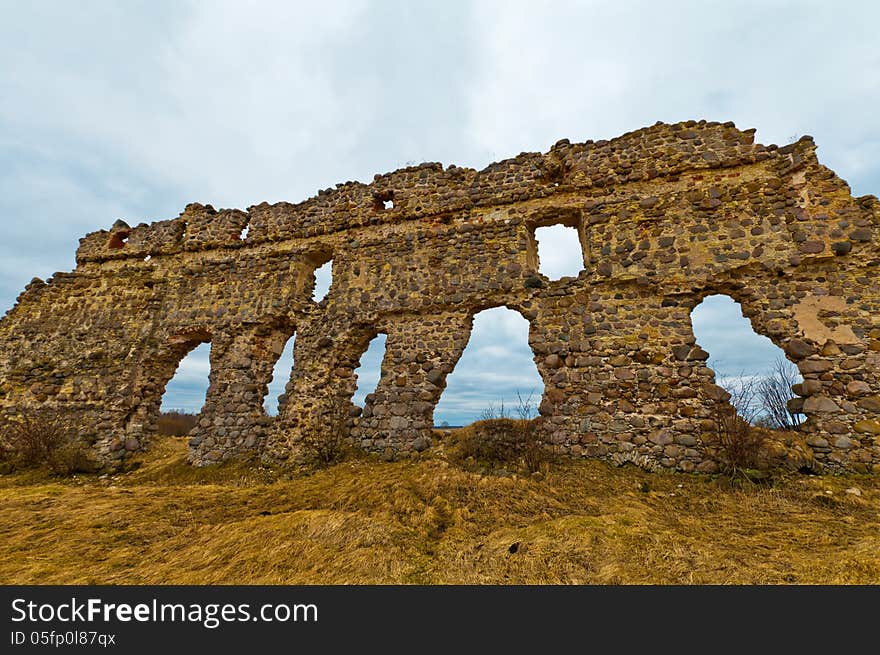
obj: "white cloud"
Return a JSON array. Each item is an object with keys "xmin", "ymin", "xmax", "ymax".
[{"xmin": 465, "ymin": 1, "xmax": 880, "ymax": 194}]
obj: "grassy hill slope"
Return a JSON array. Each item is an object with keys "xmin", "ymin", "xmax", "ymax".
[{"xmin": 0, "ymin": 436, "xmax": 878, "ymax": 584}]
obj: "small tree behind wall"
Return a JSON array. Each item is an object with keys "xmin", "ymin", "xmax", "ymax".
[{"xmin": 756, "ymin": 357, "xmax": 804, "ymax": 430}]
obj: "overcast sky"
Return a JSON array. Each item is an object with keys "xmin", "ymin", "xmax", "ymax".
[{"xmin": 2, "ymin": 1, "xmax": 877, "ymax": 424}]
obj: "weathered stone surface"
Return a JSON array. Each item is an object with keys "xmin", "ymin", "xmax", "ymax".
[
  {"xmin": 0, "ymin": 120, "xmax": 877, "ymax": 474},
  {"xmin": 671, "ymin": 345, "xmax": 692, "ymax": 361},
  {"xmin": 614, "ymin": 368, "xmax": 635, "ymax": 380},
  {"xmin": 795, "ymin": 379, "xmax": 823, "ymax": 396},
  {"xmin": 832, "ymin": 241, "xmax": 852, "ymax": 256},
  {"xmin": 704, "ymin": 384, "xmax": 731, "ymax": 402},
  {"xmin": 798, "ymin": 359, "xmax": 834, "ymax": 374},
  {"xmin": 802, "ymin": 397, "xmax": 841, "ymax": 413},
  {"xmin": 805, "ymin": 435, "xmax": 829, "ymax": 448},
  {"xmin": 846, "ymin": 381, "xmax": 872, "ymax": 396},
  {"xmin": 854, "ymin": 420, "xmax": 880, "ymax": 435},
  {"xmin": 799, "ymin": 240, "xmax": 825, "ymax": 254},
  {"xmin": 824, "ymin": 421, "xmax": 849, "ymax": 434},
  {"xmin": 833, "ymin": 436, "xmax": 856, "ymax": 450},
  {"xmin": 687, "ymin": 347, "xmax": 710, "ymax": 362},
  {"xmin": 786, "ymin": 339, "xmax": 816, "ymax": 360},
  {"xmin": 648, "ymin": 430, "xmax": 674, "ymax": 446}
]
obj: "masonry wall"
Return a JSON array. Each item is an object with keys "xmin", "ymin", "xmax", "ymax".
[{"xmin": 0, "ymin": 120, "xmax": 877, "ymax": 472}]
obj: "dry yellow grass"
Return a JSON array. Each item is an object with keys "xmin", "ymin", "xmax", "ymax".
[{"xmin": 0, "ymin": 435, "xmax": 878, "ymax": 584}]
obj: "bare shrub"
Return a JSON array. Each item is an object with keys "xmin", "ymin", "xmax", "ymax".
[
  {"xmin": 517, "ymin": 421, "xmax": 546, "ymax": 473},
  {"xmin": 479, "ymin": 401, "xmax": 510, "ymax": 421},
  {"xmin": 709, "ymin": 373, "xmax": 766, "ymax": 477},
  {"xmin": 449, "ymin": 391, "xmax": 546, "ymax": 473},
  {"xmin": 0, "ymin": 412, "xmax": 97, "ymax": 475},
  {"xmin": 47, "ymin": 440, "xmax": 99, "ymax": 476},
  {"xmin": 514, "ymin": 389, "xmax": 538, "ymax": 420},
  {"xmin": 157, "ymin": 410, "xmax": 199, "ymax": 436},
  {"xmin": 1, "ymin": 412, "xmax": 67, "ymax": 467},
  {"xmin": 300, "ymin": 427, "xmax": 347, "ymax": 465},
  {"xmin": 757, "ymin": 357, "xmax": 804, "ymax": 430},
  {"xmin": 298, "ymin": 403, "xmax": 349, "ymax": 466},
  {"xmin": 479, "ymin": 390, "xmax": 537, "ymax": 421}
]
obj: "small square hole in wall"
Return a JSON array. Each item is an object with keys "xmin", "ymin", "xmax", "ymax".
[
  {"xmin": 144, "ymin": 255, "xmax": 152, "ymax": 262},
  {"xmin": 533, "ymin": 224, "xmax": 584, "ymax": 280},
  {"xmin": 373, "ymin": 190, "xmax": 395, "ymax": 211}
]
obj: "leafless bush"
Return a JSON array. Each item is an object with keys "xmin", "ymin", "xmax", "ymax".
[
  {"xmin": 514, "ymin": 389, "xmax": 538, "ymax": 420},
  {"xmin": 0, "ymin": 412, "xmax": 97, "ymax": 475},
  {"xmin": 756, "ymin": 357, "xmax": 804, "ymax": 430},
  {"xmin": 480, "ymin": 400, "xmax": 510, "ymax": 421},
  {"xmin": 708, "ymin": 356, "xmax": 804, "ymax": 475},
  {"xmin": 1, "ymin": 412, "xmax": 67, "ymax": 466},
  {"xmin": 480, "ymin": 389, "xmax": 538, "ymax": 422},
  {"xmin": 447, "ymin": 418, "xmax": 541, "ymax": 470},
  {"xmin": 708, "ymin": 373, "xmax": 766, "ymax": 476},
  {"xmin": 301, "ymin": 429, "xmax": 346, "ymax": 465},
  {"xmin": 298, "ymin": 404, "xmax": 349, "ymax": 466},
  {"xmin": 451, "ymin": 391, "xmax": 545, "ymax": 472},
  {"xmin": 714, "ymin": 371, "xmax": 761, "ymax": 423},
  {"xmin": 517, "ymin": 420, "xmax": 546, "ymax": 473},
  {"xmin": 47, "ymin": 440, "xmax": 99, "ymax": 476}
]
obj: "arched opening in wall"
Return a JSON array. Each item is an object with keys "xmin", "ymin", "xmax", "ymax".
[
  {"xmin": 434, "ymin": 307, "xmax": 544, "ymax": 427},
  {"xmin": 531, "ymin": 223, "xmax": 586, "ymax": 280},
  {"xmin": 265, "ymin": 333, "xmax": 296, "ymax": 416},
  {"xmin": 158, "ymin": 341, "xmax": 212, "ymax": 436},
  {"xmin": 352, "ymin": 333, "xmax": 387, "ymax": 407},
  {"xmin": 313, "ymin": 259, "xmax": 333, "ymax": 302},
  {"xmin": 691, "ymin": 294, "xmax": 804, "ymax": 429}
]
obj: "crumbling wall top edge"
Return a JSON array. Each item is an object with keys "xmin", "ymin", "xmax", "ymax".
[{"xmin": 73, "ymin": 119, "xmax": 800, "ymax": 264}]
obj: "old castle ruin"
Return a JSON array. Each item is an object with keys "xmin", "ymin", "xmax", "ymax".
[{"xmin": 1, "ymin": 121, "xmax": 878, "ymax": 473}]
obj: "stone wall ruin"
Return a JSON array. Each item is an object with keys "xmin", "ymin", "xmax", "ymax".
[{"xmin": 1, "ymin": 120, "xmax": 878, "ymax": 473}]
